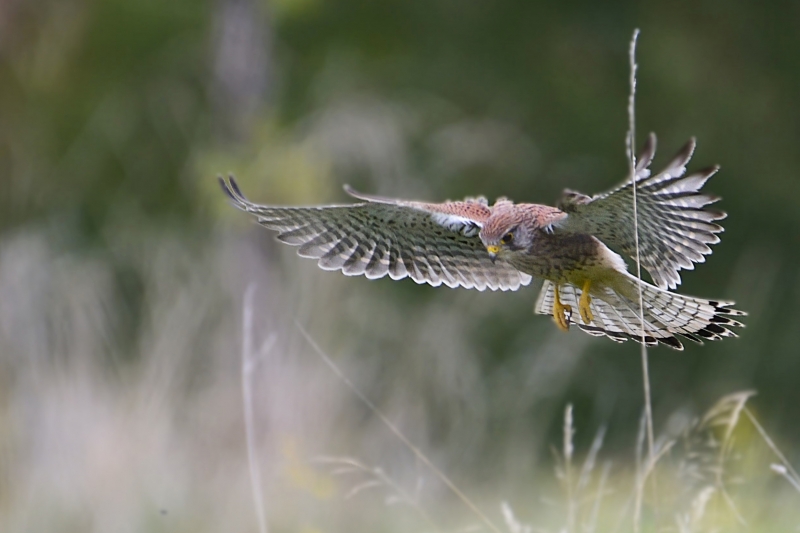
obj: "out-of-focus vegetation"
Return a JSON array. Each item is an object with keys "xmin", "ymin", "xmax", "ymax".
[{"xmin": 2, "ymin": 0, "xmax": 800, "ymax": 531}]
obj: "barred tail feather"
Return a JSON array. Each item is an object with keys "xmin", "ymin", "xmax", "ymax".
[{"xmin": 535, "ymin": 277, "xmax": 745, "ymax": 350}]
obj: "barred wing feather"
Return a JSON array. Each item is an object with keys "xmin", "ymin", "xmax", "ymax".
[
  {"xmin": 220, "ymin": 176, "xmax": 532, "ymax": 291},
  {"xmin": 557, "ymin": 134, "xmax": 726, "ymax": 290}
]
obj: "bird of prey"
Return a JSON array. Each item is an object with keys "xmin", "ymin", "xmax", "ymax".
[{"xmin": 220, "ymin": 133, "xmax": 744, "ymax": 350}]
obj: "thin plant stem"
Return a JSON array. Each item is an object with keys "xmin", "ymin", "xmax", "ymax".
[
  {"xmin": 296, "ymin": 321, "xmax": 502, "ymax": 533},
  {"xmin": 627, "ymin": 28, "xmax": 653, "ymax": 462},
  {"xmin": 771, "ymin": 464, "xmax": 800, "ymax": 493},
  {"xmin": 746, "ymin": 408, "xmax": 800, "ymax": 485},
  {"xmin": 585, "ymin": 461, "xmax": 612, "ymax": 533},
  {"xmin": 626, "ymin": 28, "xmax": 657, "ymax": 533},
  {"xmin": 564, "ymin": 404, "xmax": 576, "ymax": 533},
  {"xmin": 242, "ymin": 285, "xmax": 270, "ymax": 533}
]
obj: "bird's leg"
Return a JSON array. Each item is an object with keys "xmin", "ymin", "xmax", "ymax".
[
  {"xmin": 552, "ymin": 284, "xmax": 572, "ymax": 332},
  {"xmin": 579, "ymin": 279, "xmax": 594, "ymax": 324}
]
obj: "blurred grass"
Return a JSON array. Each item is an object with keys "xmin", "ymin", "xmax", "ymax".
[
  {"xmin": 1, "ymin": 206, "xmax": 798, "ymax": 531},
  {"xmin": 2, "ymin": 0, "xmax": 800, "ymax": 531}
]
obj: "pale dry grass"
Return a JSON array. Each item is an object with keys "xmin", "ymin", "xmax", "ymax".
[{"xmin": 0, "ymin": 214, "xmax": 798, "ymax": 533}]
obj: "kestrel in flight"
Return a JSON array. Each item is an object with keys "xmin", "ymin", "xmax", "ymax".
[{"xmin": 221, "ymin": 133, "xmax": 744, "ymax": 349}]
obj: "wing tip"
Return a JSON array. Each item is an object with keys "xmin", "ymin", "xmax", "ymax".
[
  {"xmin": 219, "ymin": 174, "xmax": 250, "ymax": 208},
  {"xmin": 682, "ymin": 136, "xmax": 697, "ymax": 159},
  {"xmin": 638, "ymin": 132, "xmax": 657, "ymax": 162}
]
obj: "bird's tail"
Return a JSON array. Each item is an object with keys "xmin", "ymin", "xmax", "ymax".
[{"xmin": 534, "ymin": 275, "xmax": 745, "ymax": 350}]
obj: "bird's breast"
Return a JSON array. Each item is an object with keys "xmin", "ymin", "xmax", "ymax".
[{"xmin": 508, "ymin": 232, "xmax": 615, "ymax": 283}]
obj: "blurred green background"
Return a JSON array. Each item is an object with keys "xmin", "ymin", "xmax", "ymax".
[{"xmin": 2, "ymin": 0, "xmax": 799, "ymax": 531}]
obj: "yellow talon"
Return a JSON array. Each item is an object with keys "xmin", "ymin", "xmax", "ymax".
[
  {"xmin": 553, "ymin": 284, "xmax": 572, "ymax": 332},
  {"xmin": 579, "ymin": 279, "xmax": 594, "ymax": 325}
]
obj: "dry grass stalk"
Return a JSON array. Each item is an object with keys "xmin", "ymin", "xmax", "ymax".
[
  {"xmin": 296, "ymin": 322, "xmax": 502, "ymax": 533},
  {"xmin": 241, "ymin": 285, "xmax": 274, "ymax": 533}
]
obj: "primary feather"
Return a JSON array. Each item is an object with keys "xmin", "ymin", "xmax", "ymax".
[
  {"xmin": 220, "ymin": 176, "xmax": 532, "ymax": 291},
  {"xmin": 556, "ymin": 133, "xmax": 726, "ymax": 289}
]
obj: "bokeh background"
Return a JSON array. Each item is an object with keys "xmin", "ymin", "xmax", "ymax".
[{"xmin": 2, "ymin": 0, "xmax": 800, "ymax": 531}]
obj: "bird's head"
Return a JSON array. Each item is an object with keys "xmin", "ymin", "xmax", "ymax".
[{"xmin": 479, "ymin": 201, "xmax": 532, "ymax": 262}]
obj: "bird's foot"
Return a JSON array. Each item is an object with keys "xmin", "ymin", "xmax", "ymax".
[
  {"xmin": 579, "ymin": 279, "xmax": 594, "ymax": 325},
  {"xmin": 553, "ymin": 285, "xmax": 572, "ymax": 332}
]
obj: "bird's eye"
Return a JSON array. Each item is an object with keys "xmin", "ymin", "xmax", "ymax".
[{"xmin": 501, "ymin": 232, "xmax": 514, "ymax": 244}]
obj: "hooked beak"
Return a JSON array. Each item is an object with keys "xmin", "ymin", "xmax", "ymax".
[{"xmin": 485, "ymin": 245, "xmax": 500, "ymax": 263}]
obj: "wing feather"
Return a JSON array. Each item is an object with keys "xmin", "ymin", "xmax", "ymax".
[
  {"xmin": 220, "ymin": 176, "xmax": 532, "ymax": 291},
  {"xmin": 555, "ymin": 133, "xmax": 726, "ymax": 289}
]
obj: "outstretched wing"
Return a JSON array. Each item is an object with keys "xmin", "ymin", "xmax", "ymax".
[
  {"xmin": 220, "ymin": 177, "xmax": 532, "ymax": 291},
  {"xmin": 555, "ymin": 134, "xmax": 726, "ymax": 290}
]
